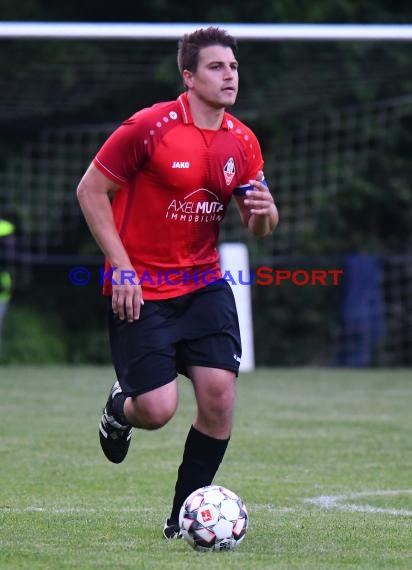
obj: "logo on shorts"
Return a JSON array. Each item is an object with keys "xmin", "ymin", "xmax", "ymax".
[
  {"xmin": 233, "ymin": 353, "xmax": 241, "ymax": 363},
  {"xmin": 223, "ymin": 157, "xmax": 236, "ymax": 186}
]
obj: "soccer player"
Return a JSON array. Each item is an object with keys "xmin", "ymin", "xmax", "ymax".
[{"xmin": 76, "ymin": 27, "xmax": 278, "ymax": 539}]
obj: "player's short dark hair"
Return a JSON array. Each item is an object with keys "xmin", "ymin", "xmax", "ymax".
[{"xmin": 177, "ymin": 27, "xmax": 238, "ymax": 75}]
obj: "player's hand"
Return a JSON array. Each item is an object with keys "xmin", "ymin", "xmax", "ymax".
[
  {"xmin": 244, "ymin": 170, "xmax": 275, "ymax": 215},
  {"xmin": 111, "ymin": 266, "xmax": 144, "ymax": 322}
]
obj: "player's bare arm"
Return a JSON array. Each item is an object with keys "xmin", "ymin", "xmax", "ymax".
[
  {"xmin": 76, "ymin": 163, "xmax": 144, "ymax": 321},
  {"xmin": 235, "ymin": 170, "xmax": 279, "ymax": 237}
]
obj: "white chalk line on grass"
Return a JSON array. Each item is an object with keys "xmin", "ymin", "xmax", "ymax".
[
  {"xmin": 2, "ymin": 505, "xmax": 297, "ymax": 516},
  {"xmin": 3, "ymin": 490, "xmax": 412, "ymax": 517},
  {"xmin": 304, "ymin": 489, "xmax": 412, "ymax": 516},
  {"xmin": 0, "ymin": 506, "xmax": 152, "ymax": 515}
]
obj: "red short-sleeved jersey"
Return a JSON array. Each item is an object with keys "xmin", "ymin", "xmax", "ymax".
[{"xmin": 94, "ymin": 92, "xmax": 264, "ymax": 300}]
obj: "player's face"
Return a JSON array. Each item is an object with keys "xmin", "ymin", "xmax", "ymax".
[{"xmin": 185, "ymin": 45, "xmax": 239, "ymax": 109}]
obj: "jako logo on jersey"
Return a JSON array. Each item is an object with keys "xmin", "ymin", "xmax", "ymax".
[
  {"xmin": 172, "ymin": 161, "xmax": 190, "ymax": 169},
  {"xmin": 223, "ymin": 157, "xmax": 236, "ymax": 185}
]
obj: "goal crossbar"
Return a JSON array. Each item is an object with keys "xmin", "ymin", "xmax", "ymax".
[{"xmin": 1, "ymin": 22, "xmax": 412, "ymax": 41}]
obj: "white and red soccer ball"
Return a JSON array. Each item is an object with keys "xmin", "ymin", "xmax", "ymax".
[{"xmin": 179, "ymin": 485, "xmax": 248, "ymax": 551}]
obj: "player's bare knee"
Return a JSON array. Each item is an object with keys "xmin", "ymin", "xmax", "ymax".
[
  {"xmin": 203, "ymin": 387, "xmax": 235, "ymax": 415},
  {"xmin": 144, "ymin": 406, "xmax": 175, "ymax": 430},
  {"xmin": 198, "ymin": 396, "xmax": 234, "ymax": 426},
  {"xmin": 128, "ymin": 397, "xmax": 177, "ymax": 430}
]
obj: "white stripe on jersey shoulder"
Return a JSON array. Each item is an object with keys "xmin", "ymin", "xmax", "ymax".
[{"xmin": 178, "ymin": 95, "xmax": 189, "ymax": 123}]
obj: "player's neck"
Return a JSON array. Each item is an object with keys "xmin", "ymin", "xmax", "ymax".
[{"xmin": 187, "ymin": 91, "xmax": 225, "ymax": 130}]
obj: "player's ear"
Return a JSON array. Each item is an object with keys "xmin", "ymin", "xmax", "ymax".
[{"xmin": 182, "ymin": 69, "xmax": 194, "ymax": 89}]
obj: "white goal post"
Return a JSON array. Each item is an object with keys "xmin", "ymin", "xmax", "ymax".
[{"xmin": 1, "ymin": 22, "xmax": 412, "ymax": 41}]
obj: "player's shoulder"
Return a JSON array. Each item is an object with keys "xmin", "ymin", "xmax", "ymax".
[
  {"xmin": 125, "ymin": 99, "xmax": 180, "ymax": 128},
  {"xmin": 225, "ymin": 112, "xmax": 259, "ymax": 143}
]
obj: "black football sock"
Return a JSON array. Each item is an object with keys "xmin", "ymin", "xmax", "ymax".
[
  {"xmin": 169, "ymin": 425, "xmax": 230, "ymax": 523},
  {"xmin": 109, "ymin": 391, "xmax": 129, "ymax": 426}
]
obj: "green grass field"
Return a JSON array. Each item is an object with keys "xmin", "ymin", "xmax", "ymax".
[{"xmin": 1, "ymin": 366, "xmax": 412, "ymax": 569}]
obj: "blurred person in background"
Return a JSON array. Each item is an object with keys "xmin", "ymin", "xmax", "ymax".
[{"xmin": 0, "ymin": 218, "xmax": 15, "ymax": 354}]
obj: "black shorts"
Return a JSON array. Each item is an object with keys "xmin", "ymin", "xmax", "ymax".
[{"xmin": 107, "ymin": 280, "xmax": 242, "ymax": 397}]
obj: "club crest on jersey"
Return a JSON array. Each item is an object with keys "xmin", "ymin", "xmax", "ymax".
[{"xmin": 223, "ymin": 157, "xmax": 236, "ymax": 185}]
